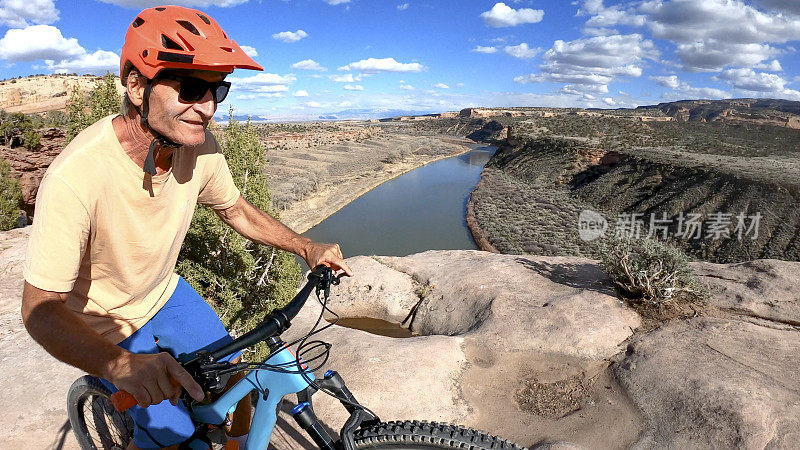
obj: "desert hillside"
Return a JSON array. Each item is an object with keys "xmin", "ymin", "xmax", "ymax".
[
  {"xmin": 465, "ymin": 101, "xmax": 800, "ymax": 263},
  {"xmin": 0, "ymin": 74, "xmax": 126, "ymax": 114}
]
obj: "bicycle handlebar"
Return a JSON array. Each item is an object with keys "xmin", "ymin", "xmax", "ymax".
[{"xmin": 109, "ymin": 265, "xmax": 335, "ymax": 413}]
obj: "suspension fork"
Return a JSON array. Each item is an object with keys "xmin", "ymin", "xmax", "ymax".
[{"xmin": 294, "ymin": 369, "xmax": 380, "ymax": 450}]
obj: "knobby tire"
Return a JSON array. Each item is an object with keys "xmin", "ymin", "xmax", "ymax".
[
  {"xmin": 67, "ymin": 375, "xmax": 134, "ymax": 450},
  {"xmin": 353, "ymin": 420, "xmax": 526, "ymax": 449}
]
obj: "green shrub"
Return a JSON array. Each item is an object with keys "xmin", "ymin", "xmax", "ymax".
[
  {"xmin": 0, "ymin": 158, "xmax": 22, "ymax": 231},
  {"xmin": 66, "ymin": 72, "xmax": 121, "ymax": 143},
  {"xmin": 177, "ymin": 107, "xmax": 301, "ymax": 362},
  {"xmin": 0, "ymin": 111, "xmax": 37, "ymax": 147},
  {"xmin": 43, "ymin": 110, "xmax": 68, "ymax": 129},
  {"xmin": 23, "ymin": 128, "xmax": 40, "ymax": 149},
  {"xmin": 600, "ymin": 236, "xmax": 707, "ymax": 304},
  {"xmin": 66, "ymin": 85, "xmax": 92, "ymax": 143}
]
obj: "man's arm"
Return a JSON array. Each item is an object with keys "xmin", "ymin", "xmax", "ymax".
[
  {"xmin": 215, "ymin": 195, "xmax": 353, "ymax": 275},
  {"xmin": 21, "ymin": 282, "xmax": 204, "ymax": 407}
]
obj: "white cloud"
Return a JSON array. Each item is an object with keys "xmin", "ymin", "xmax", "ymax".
[
  {"xmin": 272, "ymin": 30, "xmax": 308, "ymax": 43},
  {"xmin": 293, "ymin": 90, "xmax": 309, "ymax": 97},
  {"xmin": 649, "ymin": 75, "xmax": 731, "ymax": 99},
  {"xmin": 650, "ymin": 75, "xmax": 680, "ymax": 89},
  {"xmin": 582, "ymin": 27, "xmax": 619, "ymax": 37},
  {"xmin": 305, "ymin": 101, "xmax": 323, "ymax": 107},
  {"xmin": 399, "ymin": 84, "xmax": 415, "ymax": 90},
  {"xmin": 228, "ymin": 72, "xmax": 296, "ymax": 86},
  {"xmin": 577, "ymin": 0, "xmax": 646, "ymax": 29},
  {"xmin": 236, "ymin": 92, "xmax": 283, "ymax": 100},
  {"xmin": 558, "ymin": 83, "xmax": 609, "ymax": 95},
  {"xmin": 433, "ymin": 83, "xmax": 449, "ymax": 89},
  {"xmin": 674, "ymin": 41, "xmax": 778, "ymax": 73},
  {"xmin": 227, "ymin": 73, "xmax": 295, "ymax": 97},
  {"xmin": 239, "ymin": 45, "xmax": 258, "ymax": 58},
  {"xmin": 46, "ymin": 49, "xmax": 119, "ymax": 75},
  {"xmin": 323, "ymin": 0, "xmax": 349, "ymax": 4},
  {"xmin": 715, "ymin": 68, "xmax": 793, "ymax": 93},
  {"xmin": 249, "ymin": 85, "xmax": 289, "ymax": 93},
  {"xmin": 343, "ymin": 84, "xmax": 364, "ymax": 90},
  {"xmin": 504, "ymin": 43, "xmax": 540, "ymax": 59},
  {"xmin": 397, "ymin": 3, "xmax": 409, "ymax": 10},
  {"xmin": 642, "ymin": 0, "xmax": 800, "ymax": 72},
  {"xmin": 480, "ymin": 2, "xmax": 544, "ymax": 27},
  {"xmin": 339, "ymin": 57, "xmax": 424, "ymax": 73},
  {"xmin": 329, "ymin": 73, "xmax": 361, "ymax": 83},
  {"xmin": 0, "ymin": 25, "xmax": 83, "ymax": 62},
  {"xmin": 291, "ymin": 59, "xmax": 326, "ymax": 71},
  {"xmin": 515, "ymin": 34, "xmax": 657, "ymax": 94},
  {"xmin": 0, "ymin": 0, "xmax": 58, "ymax": 28},
  {"xmin": 471, "ymin": 45, "xmax": 498, "ymax": 54},
  {"xmin": 754, "ymin": 59, "xmax": 783, "ymax": 71},
  {"xmin": 97, "ymin": 0, "xmax": 248, "ymax": 7},
  {"xmin": 602, "ymin": 97, "xmax": 616, "ymax": 106}
]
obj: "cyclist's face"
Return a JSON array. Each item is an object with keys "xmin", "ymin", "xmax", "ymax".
[{"xmin": 147, "ymin": 70, "xmax": 227, "ymax": 147}]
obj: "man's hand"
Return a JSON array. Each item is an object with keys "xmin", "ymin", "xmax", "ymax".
[
  {"xmin": 214, "ymin": 196, "xmax": 354, "ymax": 276},
  {"xmin": 302, "ymin": 241, "xmax": 353, "ymax": 276},
  {"xmin": 104, "ymin": 351, "xmax": 205, "ymax": 408}
]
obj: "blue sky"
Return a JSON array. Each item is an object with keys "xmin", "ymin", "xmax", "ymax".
[{"xmin": 1, "ymin": 0, "xmax": 800, "ymax": 120}]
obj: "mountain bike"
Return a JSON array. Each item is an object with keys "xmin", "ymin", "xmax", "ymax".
[{"xmin": 67, "ymin": 266, "xmax": 525, "ymax": 449}]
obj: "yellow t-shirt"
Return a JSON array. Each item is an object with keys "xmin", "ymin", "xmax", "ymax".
[{"xmin": 24, "ymin": 114, "xmax": 240, "ymax": 344}]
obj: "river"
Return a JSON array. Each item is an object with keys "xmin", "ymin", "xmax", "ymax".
[{"xmin": 298, "ymin": 144, "xmax": 496, "ymax": 268}]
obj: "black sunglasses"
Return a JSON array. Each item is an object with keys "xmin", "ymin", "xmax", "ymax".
[{"xmin": 157, "ymin": 73, "xmax": 231, "ymax": 104}]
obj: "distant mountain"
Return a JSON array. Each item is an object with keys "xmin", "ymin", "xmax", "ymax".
[
  {"xmin": 635, "ymin": 98, "xmax": 800, "ymax": 128},
  {"xmin": 317, "ymin": 108, "xmax": 440, "ymax": 120},
  {"xmin": 215, "ymin": 107, "xmax": 441, "ymax": 123}
]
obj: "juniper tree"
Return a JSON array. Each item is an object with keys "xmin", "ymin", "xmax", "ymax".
[
  {"xmin": 66, "ymin": 72, "xmax": 121, "ymax": 143},
  {"xmin": 0, "ymin": 158, "xmax": 22, "ymax": 230},
  {"xmin": 176, "ymin": 107, "xmax": 301, "ymax": 361}
]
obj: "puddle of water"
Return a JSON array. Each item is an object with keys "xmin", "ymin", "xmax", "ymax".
[{"xmin": 326, "ymin": 317, "xmax": 415, "ymax": 338}]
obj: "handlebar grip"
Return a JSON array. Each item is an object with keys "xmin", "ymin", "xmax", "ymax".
[{"xmin": 110, "ymin": 390, "xmax": 138, "ymax": 412}]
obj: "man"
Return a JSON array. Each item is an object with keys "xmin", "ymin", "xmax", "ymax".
[{"xmin": 20, "ymin": 6, "xmax": 352, "ymax": 449}]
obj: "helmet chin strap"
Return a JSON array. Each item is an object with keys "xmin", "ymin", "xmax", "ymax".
[{"xmin": 138, "ymin": 79, "xmax": 181, "ymax": 176}]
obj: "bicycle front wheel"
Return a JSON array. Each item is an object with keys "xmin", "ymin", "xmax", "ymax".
[
  {"xmin": 67, "ymin": 375, "xmax": 134, "ymax": 450},
  {"xmin": 353, "ymin": 420, "xmax": 525, "ymax": 449}
]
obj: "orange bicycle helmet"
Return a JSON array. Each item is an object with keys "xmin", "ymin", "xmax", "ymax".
[
  {"xmin": 119, "ymin": 5, "xmax": 263, "ymax": 176},
  {"xmin": 120, "ymin": 5, "xmax": 262, "ymax": 84}
]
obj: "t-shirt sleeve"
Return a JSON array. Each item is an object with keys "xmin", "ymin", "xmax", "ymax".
[
  {"xmin": 23, "ymin": 174, "xmax": 91, "ymax": 293},
  {"xmin": 197, "ymin": 149, "xmax": 241, "ymax": 210}
]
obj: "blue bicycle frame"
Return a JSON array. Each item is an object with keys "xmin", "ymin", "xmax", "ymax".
[{"xmin": 188, "ymin": 345, "xmax": 314, "ymax": 450}]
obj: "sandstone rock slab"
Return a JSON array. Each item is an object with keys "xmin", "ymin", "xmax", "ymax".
[
  {"xmin": 614, "ymin": 317, "xmax": 800, "ymax": 448},
  {"xmin": 694, "ymin": 259, "xmax": 800, "ymax": 326}
]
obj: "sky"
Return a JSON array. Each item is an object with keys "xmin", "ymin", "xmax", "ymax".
[{"xmin": 0, "ymin": 0, "xmax": 799, "ymax": 120}]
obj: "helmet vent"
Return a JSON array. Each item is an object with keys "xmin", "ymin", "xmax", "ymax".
[
  {"xmin": 132, "ymin": 17, "xmax": 144, "ymax": 28},
  {"xmin": 197, "ymin": 13, "xmax": 211, "ymax": 25},
  {"xmin": 161, "ymin": 35, "xmax": 184, "ymax": 51},
  {"xmin": 155, "ymin": 7, "xmax": 166, "ymax": 11},
  {"xmin": 177, "ymin": 20, "xmax": 201, "ymax": 36},
  {"xmin": 221, "ymin": 47, "xmax": 233, "ymax": 52},
  {"xmin": 222, "ymin": 31, "xmax": 227, "ymax": 39}
]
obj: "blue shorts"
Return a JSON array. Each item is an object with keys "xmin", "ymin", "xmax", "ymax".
[{"xmin": 100, "ymin": 276, "xmax": 241, "ymax": 449}]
